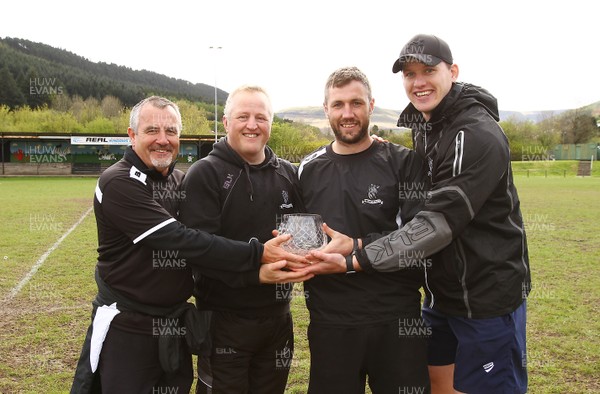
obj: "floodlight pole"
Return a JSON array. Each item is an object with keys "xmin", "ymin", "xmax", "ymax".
[
  {"xmin": 1, "ymin": 133, "xmax": 4, "ymax": 175},
  {"xmin": 209, "ymin": 46, "xmax": 222, "ymax": 143}
]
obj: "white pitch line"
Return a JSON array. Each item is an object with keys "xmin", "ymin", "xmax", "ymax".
[{"xmin": 5, "ymin": 206, "xmax": 93, "ymax": 302}]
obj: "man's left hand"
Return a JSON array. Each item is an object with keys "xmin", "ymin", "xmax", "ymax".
[
  {"xmin": 259, "ymin": 260, "xmax": 314, "ymax": 284},
  {"xmin": 262, "ymin": 234, "xmax": 310, "ymax": 266}
]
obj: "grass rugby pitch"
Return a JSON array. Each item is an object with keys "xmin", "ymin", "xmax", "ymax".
[{"xmin": 0, "ymin": 174, "xmax": 598, "ymax": 393}]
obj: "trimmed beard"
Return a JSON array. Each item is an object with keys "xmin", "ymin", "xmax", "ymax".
[{"xmin": 332, "ymin": 124, "xmax": 370, "ymax": 145}]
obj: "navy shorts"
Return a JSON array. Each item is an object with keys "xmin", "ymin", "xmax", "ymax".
[{"xmin": 422, "ymin": 301, "xmax": 527, "ymax": 394}]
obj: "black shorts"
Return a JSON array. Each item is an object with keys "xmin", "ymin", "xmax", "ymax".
[{"xmin": 307, "ymin": 319, "xmax": 430, "ymax": 394}]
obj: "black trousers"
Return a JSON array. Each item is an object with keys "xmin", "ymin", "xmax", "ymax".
[
  {"xmin": 196, "ymin": 310, "xmax": 293, "ymax": 394},
  {"xmin": 307, "ymin": 320, "xmax": 430, "ymax": 394},
  {"xmin": 98, "ymin": 326, "xmax": 193, "ymax": 394}
]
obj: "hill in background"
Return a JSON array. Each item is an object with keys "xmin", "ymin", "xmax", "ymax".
[
  {"xmin": 276, "ymin": 106, "xmax": 410, "ymax": 133},
  {"xmin": 0, "ymin": 37, "xmax": 228, "ymax": 108},
  {"xmin": 1, "ymin": 36, "xmax": 598, "ymax": 133},
  {"xmin": 275, "ymin": 107, "xmax": 579, "ymax": 133}
]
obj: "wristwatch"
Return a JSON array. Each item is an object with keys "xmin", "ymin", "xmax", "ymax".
[{"xmin": 345, "ymin": 238, "xmax": 359, "ymax": 274}]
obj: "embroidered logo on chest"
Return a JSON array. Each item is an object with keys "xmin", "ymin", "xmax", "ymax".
[
  {"xmin": 362, "ymin": 184, "xmax": 383, "ymax": 205},
  {"xmin": 279, "ymin": 190, "xmax": 294, "ymax": 209}
]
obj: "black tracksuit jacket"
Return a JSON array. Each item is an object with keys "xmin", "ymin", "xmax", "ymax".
[
  {"xmin": 95, "ymin": 147, "xmax": 264, "ymax": 314},
  {"xmin": 179, "ymin": 138, "xmax": 304, "ymax": 316},
  {"xmin": 357, "ymin": 83, "xmax": 531, "ymax": 319}
]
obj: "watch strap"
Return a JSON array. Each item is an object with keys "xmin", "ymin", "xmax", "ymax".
[
  {"xmin": 345, "ymin": 254, "xmax": 356, "ymax": 274},
  {"xmin": 346, "ymin": 238, "xmax": 358, "ymax": 274}
]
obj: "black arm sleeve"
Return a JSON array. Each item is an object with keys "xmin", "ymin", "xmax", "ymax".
[{"xmin": 141, "ymin": 221, "xmax": 263, "ymax": 275}]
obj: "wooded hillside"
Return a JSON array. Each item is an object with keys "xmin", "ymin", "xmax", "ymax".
[{"xmin": 0, "ymin": 37, "xmax": 227, "ymax": 108}]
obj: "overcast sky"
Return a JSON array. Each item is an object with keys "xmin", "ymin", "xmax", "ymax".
[{"xmin": 1, "ymin": 0, "xmax": 597, "ymax": 113}]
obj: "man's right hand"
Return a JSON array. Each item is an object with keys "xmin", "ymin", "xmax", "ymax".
[
  {"xmin": 319, "ymin": 223, "xmax": 355, "ymax": 255},
  {"xmin": 258, "ymin": 260, "xmax": 314, "ymax": 284}
]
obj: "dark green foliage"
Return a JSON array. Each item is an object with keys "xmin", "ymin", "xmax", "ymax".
[
  {"xmin": 0, "ymin": 37, "xmax": 227, "ymax": 108},
  {"xmin": 0, "ymin": 66, "xmax": 27, "ymax": 109}
]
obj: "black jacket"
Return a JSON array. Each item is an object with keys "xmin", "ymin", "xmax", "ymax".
[
  {"xmin": 357, "ymin": 83, "xmax": 531, "ymax": 319},
  {"xmin": 179, "ymin": 138, "xmax": 304, "ymax": 316},
  {"xmin": 94, "ymin": 146, "xmax": 264, "ymax": 310},
  {"xmin": 71, "ymin": 146, "xmax": 264, "ymax": 393}
]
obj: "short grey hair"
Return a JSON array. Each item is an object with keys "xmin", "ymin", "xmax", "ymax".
[{"xmin": 129, "ymin": 96, "xmax": 182, "ymax": 135}]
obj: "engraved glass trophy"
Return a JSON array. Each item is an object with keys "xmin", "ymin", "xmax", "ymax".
[{"xmin": 277, "ymin": 214, "xmax": 327, "ymax": 254}]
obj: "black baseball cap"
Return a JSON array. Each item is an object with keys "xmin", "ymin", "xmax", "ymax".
[{"xmin": 392, "ymin": 34, "xmax": 453, "ymax": 73}]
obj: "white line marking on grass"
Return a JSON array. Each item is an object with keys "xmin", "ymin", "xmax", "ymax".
[{"xmin": 5, "ymin": 206, "xmax": 93, "ymax": 302}]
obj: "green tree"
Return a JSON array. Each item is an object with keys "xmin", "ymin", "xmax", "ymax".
[
  {"xmin": 176, "ymin": 100, "xmax": 211, "ymax": 135},
  {"xmin": 559, "ymin": 109, "xmax": 597, "ymax": 144},
  {"xmin": 500, "ymin": 117, "xmax": 539, "ymax": 160},
  {"xmin": 71, "ymin": 96, "xmax": 101, "ymax": 123},
  {"xmin": 0, "ymin": 105, "xmax": 14, "ymax": 130},
  {"xmin": 111, "ymin": 111, "xmax": 131, "ymax": 134},
  {"xmin": 85, "ymin": 117, "xmax": 114, "ymax": 134},
  {"xmin": 270, "ymin": 121, "xmax": 329, "ymax": 162},
  {"xmin": 50, "ymin": 94, "xmax": 73, "ymax": 112},
  {"xmin": 19, "ymin": 67, "xmax": 50, "ymax": 108},
  {"xmin": 0, "ymin": 66, "xmax": 27, "ymax": 109},
  {"xmin": 41, "ymin": 111, "xmax": 83, "ymax": 133},
  {"xmin": 101, "ymin": 95, "xmax": 123, "ymax": 118}
]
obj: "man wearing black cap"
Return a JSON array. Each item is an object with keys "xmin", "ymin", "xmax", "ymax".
[{"xmin": 308, "ymin": 34, "xmax": 530, "ymax": 393}]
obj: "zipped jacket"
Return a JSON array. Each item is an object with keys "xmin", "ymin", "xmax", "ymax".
[
  {"xmin": 71, "ymin": 146, "xmax": 263, "ymax": 393},
  {"xmin": 357, "ymin": 83, "xmax": 531, "ymax": 318},
  {"xmin": 179, "ymin": 138, "xmax": 304, "ymax": 316}
]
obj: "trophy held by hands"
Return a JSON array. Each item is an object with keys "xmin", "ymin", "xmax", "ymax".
[{"xmin": 277, "ymin": 214, "xmax": 327, "ymax": 255}]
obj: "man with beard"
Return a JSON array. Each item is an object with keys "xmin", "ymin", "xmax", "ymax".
[
  {"xmin": 309, "ymin": 35, "xmax": 530, "ymax": 394},
  {"xmin": 297, "ymin": 67, "xmax": 430, "ymax": 393}
]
